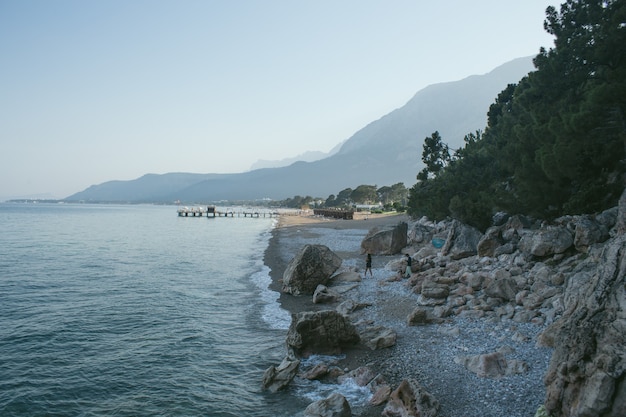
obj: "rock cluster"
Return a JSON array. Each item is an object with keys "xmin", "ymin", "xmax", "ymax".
[{"xmin": 264, "ymin": 188, "xmax": 625, "ymax": 416}]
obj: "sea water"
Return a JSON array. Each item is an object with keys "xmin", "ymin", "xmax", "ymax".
[{"xmin": 0, "ymin": 203, "xmax": 317, "ymax": 416}]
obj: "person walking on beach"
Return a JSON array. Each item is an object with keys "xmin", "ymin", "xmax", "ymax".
[
  {"xmin": 365, "ymin": 253, "xmax": 372, "ymax": 277},
  {"xmin": 404, "ymin": 253, "xmax": 412, "ymax": 278}
]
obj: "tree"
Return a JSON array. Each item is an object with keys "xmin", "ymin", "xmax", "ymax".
[
  {"xmin": 351, "ymin": 185, "xmax": 378, "ymax": 204},
  {"xmin": 417, "ymin": 131, "xmax": 451, "ymax": 181},
  {"xmin": 335, "ymin": 188, "xmax": 353, "ymax": 207},
  {"xmin": 377, "ymin": 183, "xmax": 407, "ymax": 206}
]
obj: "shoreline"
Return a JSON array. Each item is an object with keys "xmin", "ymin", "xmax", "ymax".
[{"xmin": 263, "ymin": 211, "xmax": 551, "ymax": 417}]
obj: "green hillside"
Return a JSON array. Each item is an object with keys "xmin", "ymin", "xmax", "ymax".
[{"xmin": 408, "ymin": 0, "xmax": 625, "ymax": 230}]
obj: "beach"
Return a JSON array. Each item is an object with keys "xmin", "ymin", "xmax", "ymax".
[{"xmin": 264, "ymin": 211, "xmax": 551, "ymax": 417}]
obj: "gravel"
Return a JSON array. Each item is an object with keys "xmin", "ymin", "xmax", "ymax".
[{"xmin": 266, "ymin": 221, "xmax": 553, "ymax": 417}]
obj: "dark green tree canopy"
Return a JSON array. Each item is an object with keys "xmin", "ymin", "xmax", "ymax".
[{"xmin": 408, "ymin": 0, "xmax": 625, "ymax": 230}]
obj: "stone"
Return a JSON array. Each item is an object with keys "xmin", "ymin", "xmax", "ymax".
[
  {"xmin": 331, "ymin": 270, "xmax": 362, "ymax": 283},
  {"xmin": 337, "ymin": 366, "xmax": 376, "ymax": 386},
  {"xmin": 359, "ymin": 325, "xmax": 397, "ymax": 350},
  {"xmin": 286, "ymin": 310, "xmax": 360, "ymax": 357},
  {"xmin": 421, "ymin": 280, "xmax": 450, "ymax": 299},
  {"xmin": 442, "ymin": 220, "xmax": 483, "ymax": 260},
  {"xmin": 409, "ymin": 223, "xmax": 435, "ymax": 244},
  {"xmin": 484, "ymin": 276, "xmax": 518, "ymax": 301},
  {"xmin": 301, "ymin": 363, "xmax": 329, "ymax": 380},
  {"xmin": 574, "ymin": 216, "xmax": 609, "ymax": 253},
  {"xmin": 361, "ymin": 222, "xmax": 408, "ymax": 255},
  {"xmin": 477, "ymin": 226, "xmax": 502, "ymax": 257},
  {"xmin": 370, "ymin": 384, "xmax": 392, "ymax": 406},
  {"xmin": 336, "ymin": 299, "xmax": 370, "ymax": 316},
  {"xmin": 261, "ymin": 356, "xmax": 300, "ymax": 392},
  {"xmin": 455, "ymin": 352, "xmax": 529, "ymax": 378},
  {"xmin": 283, "ymin": 244, "xmax": 343, "ymax": 295},
  {"xmin": 312, "ymin": 285, "xmax": 340, "ymax": 304},
  {"xmin": 304, "ymin": 392, "xmax": 352, "ymax": 417},
  {"xmin": 518, "ymin": 226, "xmax": 574, "ymax": 257},
  {"xmin": 542, "ymin": 234, "xmax": 626, "ymax": 417},
  {"xmin": 382, "ymin": 379, "xmax": 440, "ymax": 417}
]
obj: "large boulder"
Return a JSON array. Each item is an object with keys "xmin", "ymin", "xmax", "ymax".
[
  {"xmin": 361, "ymin": 222, "xmax": 408, "ymax": 255},
  {"xmin": 477, "ymin": 226, "xmax": 503, "ymax": 257},
  {"xmin": 283, "ymin": 244, "xmax": 343, "ymax": 295},
  {"xmin": 304, "ymin": 393, "xmax": 352, "ymax": 417},
  {"xmin": 541, "ymin": 234, "xmax": 626, "ymax": 417},
  {"xmin": 455, "ymin": 352, "xmax": 529, "ymax": 378},
  {"xmin": 484, "ymin": 276, "xmax": 518, "ymax": 302},
  {"xmin": 359, "ymin": 325, "xmax": 397, "ymax": 350},
  {"xmin": 261, "ymin": 356, "xmax": 300, "ymax": 393},
  {"xmin": 518, "ymin": 226, "xmax": 573, "ymax": 257},
  {"xmin": 574, "ymin": 216, "xmax": 610, "ymax": 253},
  {"xmin": 286, "ymin": 310, "xmax": 360, "ymax": 357},
  {"xmin": 441, "ymin": 220, "xmax": 483, "ymax": 260},
  {"xmin": 382, "ymin": 379, "xmax": 440, "ymax": 417}
]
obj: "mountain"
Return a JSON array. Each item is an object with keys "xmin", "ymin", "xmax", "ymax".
[
  {"xmin": 65, "ymin": 57, "xmax": 535, "ymax": 203},
  {"xmin": 249, "ymin": 141, "xmax": 344, "ymax": 170}
]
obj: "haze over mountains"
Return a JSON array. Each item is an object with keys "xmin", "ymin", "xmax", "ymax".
[{"xmin": 66, "ymin": 57, "xmax": 535, "ymax": 204}]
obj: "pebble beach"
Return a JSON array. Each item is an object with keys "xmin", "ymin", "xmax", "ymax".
[{"xmin": 264, "ymin": 211, "xmax": 552, "ymax": 417}]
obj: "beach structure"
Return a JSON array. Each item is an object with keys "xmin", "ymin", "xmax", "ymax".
[
  {"xmin": 313, "ymin": 208, "xmax": 354, "ymax": 220},
  {"xmin": 177, "ymin": 206, "xmax": 278, "ymax": 218}
]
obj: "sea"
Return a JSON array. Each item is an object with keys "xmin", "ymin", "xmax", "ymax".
[{"xmin": 0, "ymin": 203, "xmax": 370, "ymax": 417}]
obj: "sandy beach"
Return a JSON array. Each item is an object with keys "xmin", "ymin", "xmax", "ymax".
[{"xmin": 263, "ymin": 211, "xmax": 550, "ymax": 417}]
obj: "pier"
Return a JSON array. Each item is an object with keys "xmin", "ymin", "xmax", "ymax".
[{"xmin": 177, "ymin": 206, "xmax": 279, "ymax": 218}]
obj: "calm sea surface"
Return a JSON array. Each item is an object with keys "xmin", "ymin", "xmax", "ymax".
[{"xmin": 0, "ymin": 203, "xmax": 315, "ymax": 416}]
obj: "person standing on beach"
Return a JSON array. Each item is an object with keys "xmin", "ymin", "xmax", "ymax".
[
  {"xmin": 365, "ymin": 253, "xmax": 372, "ymax": 277},
  {"xmin": 404, "ymin": 253, "xmax": 412, "ymax": 278}
]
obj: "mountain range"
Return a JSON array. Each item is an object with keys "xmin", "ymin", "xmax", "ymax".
[{"xmin": 65, "ymin": 56, "xmax": 535, "ymax": 203}]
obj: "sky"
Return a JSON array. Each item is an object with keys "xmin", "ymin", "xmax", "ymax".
[{"xmin": 0, "ymin": 0, "xmax": 557, "ymax": 199}]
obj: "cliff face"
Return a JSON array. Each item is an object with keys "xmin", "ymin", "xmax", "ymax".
[{"xmin": 541, "ymin": 189, "xmax": 626, "ymax": 417}]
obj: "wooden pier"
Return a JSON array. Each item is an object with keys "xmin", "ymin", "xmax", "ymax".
[{"xmin": 177, "ymin": 206, "xmax": 279, "ymax": 218}]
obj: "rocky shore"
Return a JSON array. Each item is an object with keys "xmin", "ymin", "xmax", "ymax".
[{"xmin": 262, "ymin": 200, "xmax": 625, "ymax": 417}]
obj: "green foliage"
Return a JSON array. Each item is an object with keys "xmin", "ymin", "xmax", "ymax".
[
  {"xmin": 407, "ymin": 0, "xmax": 625, "ymax": 229},
  {"xmin": 279, "ymin": 195, "xmax": 315, "ymax": 208},
  {"xmin": 418, "ymin": 131, "xmax": 451, "ymax": 181},
  {"xmin": 351, "ymin": 185, "xmax": 378, "ymax": 204},
  {"xmin": 534, "ymin": 405, "xmax": 553, "ymax": 417},
  {"xmin": 282, "ymin": 183, "xmax": 408, "ymax": 211}
]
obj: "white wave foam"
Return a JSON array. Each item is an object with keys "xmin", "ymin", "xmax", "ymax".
[{"xmin": 250, "ymin": 263, "xmax": 291, "ymax": 330}]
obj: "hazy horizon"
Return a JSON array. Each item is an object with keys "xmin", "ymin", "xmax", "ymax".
[{"xmin": 1, "ymin": 1, "xmax": 555, "ymax": 199}]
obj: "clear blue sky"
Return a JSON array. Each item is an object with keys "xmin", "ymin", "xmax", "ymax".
[{"xmin": 0, "ymin": 0, "xmax": 555, "ymax": 199}]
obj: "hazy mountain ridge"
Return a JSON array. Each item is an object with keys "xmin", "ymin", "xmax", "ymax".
[
  {"xmin": 249, "ymin": 141, "xmax": 344, "ymax": 170},
  {"xmin": 66, "ymin": 57, "xmax": 535, "ymax": 203}
]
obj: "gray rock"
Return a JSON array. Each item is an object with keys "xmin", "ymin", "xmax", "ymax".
[
  {"xmin": 304, "ymin": 392, "xmax": 352, "ymax": 417},
  {"xmin": 477, "ymin": 226, "xmax": 502, "ymax": 257},
  {"xmin": 455, "ymin": 351, "xmax": 529, "ymax": 378},
  {"xmin": 360, "ymin": 222, "xmax": 408, "ymax": 255},
  {"xmin": 574, "ymin": 216, "xmax": 609, "ymax": 253},
  {"xmin": 442, "ymin": 220, "xmax": 483, "ymax": 260},
  {"xmin": 262, "ymin": 356, "xmax": 300, "ymax": 392},
  {"xmin": 312, "ymin": 284, "xmax": 340, "ymax": 304},
  {"xmin": 287, "ymin": 310, "xmax": 360, "ymax": 357},
  {"xmin": 542, "ymin": 234, "xmax": 626, "ymax": 417},
  {"xmin": 283, "ymin": 244, "xmax": 343, "ymax": 295},
  {"xmin": 518, "ymin": 226, "xmax": 573, "ymax": 257},
  {"xmin": 359, "ymin": 325, "xmax": 397, "ymax": 350},
  {"xmin": 382, "ymin": 379, "xmax": 440, "ymax": 417},
  {"xmin": 484, "ymin": 276, "xmax": 518, "ymax": 301},
  {"xmin": 421, "ymin": 281, "xmax": 450, "ymax": 299}
]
